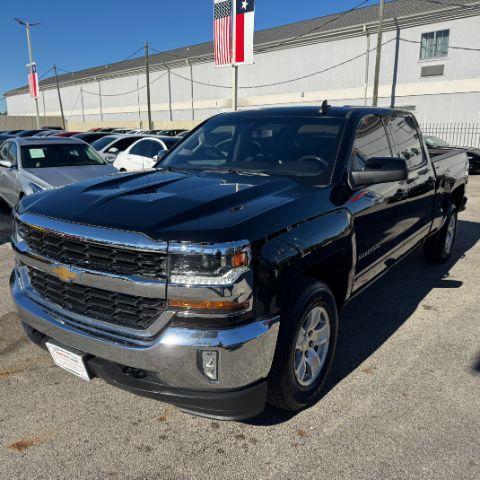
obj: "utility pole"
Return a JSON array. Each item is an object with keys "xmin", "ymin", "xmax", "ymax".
[
  {"xmin": 145, "ymin": 42, "xmax": 153, "ymax": 130},
  {"xmin": 363, "ymin": 25, "xmax": 370, "ymax": 106},
  {"xmin": 187, "ymin": 59, "xmax": 194, "ymax": 120},
  {"xmin": 372, "ymin": 0, "xmax": 385, "ymax": 107},
  {"xmin": 165, "ymin": 64, "xmax": 173, "ymax": 122},
  {"xmin": 15, "ymin": 18, "xmax": 41, "ymax": 128},
  {"xmin": 231, "ymin": 0, "xmax": 238, "ymax": 111},
  {"xmin": 53, "ymin": 65, "xmax": 66, "ymax": 129}
]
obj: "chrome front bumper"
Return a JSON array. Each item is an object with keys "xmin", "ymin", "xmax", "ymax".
[{"xmin": 11, "ymin": 267, "xmax": 279, "ymax": 391}]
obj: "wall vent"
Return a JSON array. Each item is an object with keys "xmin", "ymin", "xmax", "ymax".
[{"xmin": 421, "ymin": 65, "xmax": 445, "ymax": 77}]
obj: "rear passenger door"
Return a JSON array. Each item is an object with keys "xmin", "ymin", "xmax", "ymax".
[
  {"xmin": 350, "ymin": 115, "xmax": 411, "ymax": 290},
  {"xmin": 386, "ymin": 114, "xmax": 436, "ymax": 244}
]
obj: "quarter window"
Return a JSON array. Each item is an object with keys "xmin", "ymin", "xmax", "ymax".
[{"xmin": 420, "ymin": 30, "xmax": 449, "ymax": 60}]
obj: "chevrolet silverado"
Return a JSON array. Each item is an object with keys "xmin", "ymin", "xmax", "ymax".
[{"xmin": 10, "ymin": 106, "xmax": 468, "ymax": 420}]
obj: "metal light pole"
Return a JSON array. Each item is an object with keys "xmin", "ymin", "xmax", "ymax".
[
  {"xmin": 145, "ymin": 42, "xmax": 153, "ymax": 130},
  {"xmin": 372, "ymin": 0, "xmax": 385, "ymax": 107},
  {"xmin": 15, "ymin": 18, "xmax": 41, "ymax": 128}
]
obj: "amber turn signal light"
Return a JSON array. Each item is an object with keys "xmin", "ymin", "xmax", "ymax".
[
  {"xmin": 231, "ymin": 251, "xmax": 248, "ymax": 268},
  {"xmin": 168, "ymin": 298, "xmax": 249, "ymax": 312}
]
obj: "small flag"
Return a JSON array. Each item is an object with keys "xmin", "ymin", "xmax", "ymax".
[
  {"xmin": 27, "ymin": 63, "xmax": 39, "ymax": 99},
  {"xmin": 234, "ymin": 0, "xmax": 255, "ymax": 65},
  {"xmin": 214, "ymin": 0, "xmax": 232, "ymax": 66}
]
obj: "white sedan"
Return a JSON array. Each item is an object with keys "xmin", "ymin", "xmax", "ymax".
[{"xmin": 113, "ymin": 136, "xmax": 178, "ymax": 172}]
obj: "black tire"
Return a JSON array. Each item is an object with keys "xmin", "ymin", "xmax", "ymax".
[
  {"xmin": 267, "ymin": 278, "xmax": 338, "ymax": 412},
  {"xmin": 423, "ymin": 204, "xmax": 458, "ymax": 263}
]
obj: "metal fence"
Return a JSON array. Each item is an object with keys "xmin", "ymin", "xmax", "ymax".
[{"xmin": 422, "ymin": 123, "xmax": 480, "ymax": 148}]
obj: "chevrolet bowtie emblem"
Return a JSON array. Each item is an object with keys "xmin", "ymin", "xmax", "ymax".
[{"xmin": 52, "ymin": 265, "xmax": 78, "ymax": 283}]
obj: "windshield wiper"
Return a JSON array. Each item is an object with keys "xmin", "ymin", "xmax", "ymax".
[{"xmin": 201, "ymin": 168, "xmax": 270, "ymax": 176}]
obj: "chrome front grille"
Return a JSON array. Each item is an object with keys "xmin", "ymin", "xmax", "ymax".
[
  {"xmin": 18, "ymin": 221, "xmax": 167, "ymax": 279},
  {"xmin": 28, "ymin": 267, "xmax": 165, "ymax": 330}
]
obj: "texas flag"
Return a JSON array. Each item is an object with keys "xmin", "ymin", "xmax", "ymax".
[
  {"xmin": 233, "ymin": 0, "xmax": 255, "ymax": 65},
  {"xmin": 27, "ymin": 63, "xmax": 39, "ymax": 99}
]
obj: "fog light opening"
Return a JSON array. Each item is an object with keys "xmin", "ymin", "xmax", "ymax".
[{"xmin": 200, "ymin": 350, "xmax": 218, "ymax": 381}]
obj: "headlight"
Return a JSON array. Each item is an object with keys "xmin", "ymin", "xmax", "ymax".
[{"xmin": 169, "ymin": 241, "xmax": 251, "ymax": 286}]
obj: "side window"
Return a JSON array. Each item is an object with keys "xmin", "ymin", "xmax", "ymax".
[
  {"xmin": 111, "ymin": 137, "xmax": 139, "ymax": 152},
  {"xmin": 388, "ymin": 115, "xmax": 425, "ymax": 170},
  {"xmin": 130, "ymin": 140, "xmax": 148, "ymax": 156},
  {"xmin": 153, "ymin": 141, "xmax": 167, "ymax": 158},
  {"xmin": 145, "ymin": 140, "xmax": 164, "ymax": 158},
  {"xmin": 351, "ymin": 115, "xmax": 392, "ymax": 171}
]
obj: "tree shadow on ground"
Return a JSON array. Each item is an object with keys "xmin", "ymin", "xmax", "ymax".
[{"xmin": 246, "ymin": 219, "xmax": 480, "ymax": 426}]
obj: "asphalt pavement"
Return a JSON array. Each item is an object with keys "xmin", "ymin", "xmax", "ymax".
[{"xmin": 0, "ymin": 179, "xmax": 479, "ymax": 480}]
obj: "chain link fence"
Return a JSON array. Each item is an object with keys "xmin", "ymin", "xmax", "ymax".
[{"xmin": 422, "ymin": 123, "xmax": 480, "ymax": 148}]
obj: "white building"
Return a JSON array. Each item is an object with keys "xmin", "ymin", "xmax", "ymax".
[{"xmin": 4, "ymin": 0, "xmax": 480, "ymax": 132}]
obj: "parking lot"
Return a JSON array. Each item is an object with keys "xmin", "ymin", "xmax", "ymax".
[{"xmin": 0, "ymin": 178, "xmax": 478, "ymax": 480}]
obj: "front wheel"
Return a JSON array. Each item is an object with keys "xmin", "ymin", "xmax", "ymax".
[
  {"xmin": 268, "ymin": 279, "xmax": 338, "ymax": 412},
  {"xmin": 423, "ymin": 204, "xmax": 458, "ymax": 263}
]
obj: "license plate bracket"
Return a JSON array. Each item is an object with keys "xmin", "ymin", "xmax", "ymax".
[{"xmin": 46, "ymin": 342, "xmax": 91, "ymax": 381}]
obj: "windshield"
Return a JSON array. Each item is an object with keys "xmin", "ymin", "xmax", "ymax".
[
  {"xmin": 91, "ymin": 135, "xmax": 117, "ymax": 151},
  {"xmin": 21, "ymin": 144, "xmax": 107, "ymax": 168},
  {"xmin": 162, "ymin": 115, "xmax": 344, "ymax": 181}
]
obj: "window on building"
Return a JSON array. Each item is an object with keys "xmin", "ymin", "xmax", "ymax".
[{"xmin": 420, "ymin": 30, "xmax": 449, "ymax": 60}]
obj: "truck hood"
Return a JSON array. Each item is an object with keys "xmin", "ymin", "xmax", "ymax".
[
  {"xmin": 19, "ymin": 170, "xmax": 334, "ymax": 243},
  {"xmin": 22, "ymin": 165, "xmax": 118, "ymax": 189}
]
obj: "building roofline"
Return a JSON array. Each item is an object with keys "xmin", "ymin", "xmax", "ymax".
[{"xmin": 4, "ymin": 0, "xmax": 480, "ymax": 97}]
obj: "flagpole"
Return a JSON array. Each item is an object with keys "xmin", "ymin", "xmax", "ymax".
[{"xmin": 231, "ymin": 0, "xmax": 238, "ymax": 111}]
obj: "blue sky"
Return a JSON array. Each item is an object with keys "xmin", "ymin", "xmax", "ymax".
[{"xmin": 0, "ymin": 0, "xmax": 377, "ymax": 112}]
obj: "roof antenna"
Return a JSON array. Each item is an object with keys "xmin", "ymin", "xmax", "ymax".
[{"xmin": 320, "ymin": 100, "xmax": 330, "ymax": 114}]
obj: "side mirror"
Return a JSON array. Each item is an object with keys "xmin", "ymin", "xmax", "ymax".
[
  {"xmin": 107, "ymin": 147, "xmax": 119, "ymax": 154},
  {"xmin": 350, "ymin": 157, "xmax": 408, "ymax": 187},
  {"xmin": 0, "ymin": 159, "xmax": 13, "ymax": 168}
]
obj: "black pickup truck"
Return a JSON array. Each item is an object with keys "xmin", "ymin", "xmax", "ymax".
[{"xmin": 11, "ymin": 106, "xmax": 468, "ymax": 420}]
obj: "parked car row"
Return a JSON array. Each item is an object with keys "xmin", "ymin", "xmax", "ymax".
[
  {"xmin": 87, "ymin": 127, "xmax": 188, "ymax": 136},
  {"xmin": 0, "ymin": 126, "xmax": 187, "ymax": 207}
]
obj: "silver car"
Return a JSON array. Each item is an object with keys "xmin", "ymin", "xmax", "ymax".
[{"xmin": 0, "ymin": 137, "xmax": 117, "ymax": 207}]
